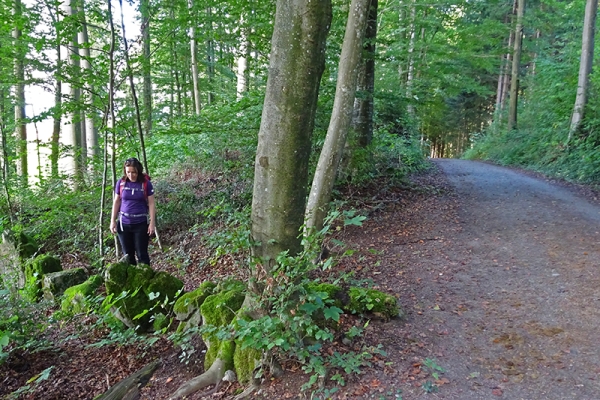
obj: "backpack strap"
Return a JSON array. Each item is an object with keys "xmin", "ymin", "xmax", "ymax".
[
  {"xmin": 118, "ymin": 176, "xmax": 150, "ymax": 203},
  {"xmin": 118, "ymin": 178, "xmax": 126, "ymax": 196}
]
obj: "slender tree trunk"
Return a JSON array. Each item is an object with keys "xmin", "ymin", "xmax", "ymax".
[
  {"xmin": 0, "ymin": 91, "xmax": 14, "ymax": 224},
  {"xmin": 141, "ymin": 0, "xmax": 152, "ymax": 135},
  {"xmin": 507, "ymin": 0, "xmax": 525, "ymax": 131},
  {"xmin": 305, "ymin": 0, "xmax": 371, "ymax": 235},
  {"xmin": 46, "ymin": 3, "xmax": 62, "ymax": 178},
  {"xmin": 206, "ymin": 7, "xmax": 215, "ymax": 105},
  {"xmin": 236, "ymin": 16, "xmax": 249, "ymax": 99},
  {"xmin": 568, "ymin": 0, "xmax": 598, "ymax": 142},
  {"xmin": 251, "ymin": 0, "xmax": 332, "ymax": 271},
  {"xmin": 495, "ymin": 1, "xmax": 517, "ymax": 117},
  {"xmin": 78, "ymin": 0, "xmax": 97, "ymax": 163},
  {"xmin": 13, "ymin": 0, "xmax": 27, "ymax": 186},
  {"xmin": 105, "ymin": 0, "xmax": 118, "ymax": 261},
  {"xmin": 62, "ymin": 0, "xmax": 83, "ymax": 184},
  {"xmin": 353, "ymin": 0, "xmax": 377, "ymax": 148},
  {"xmin": 405, "ymin": 0, "xmax": 417, "ymax": 117},
  {"xmin": 188, "ymin": 0, "xmax": 201, "ymax": 115}
]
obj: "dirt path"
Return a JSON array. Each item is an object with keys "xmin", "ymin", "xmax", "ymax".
[{"xmin": 381, "ymin": 159, "xmax": 600, "ymax": 399}]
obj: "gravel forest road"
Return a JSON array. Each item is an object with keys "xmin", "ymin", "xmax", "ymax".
[{"xmin": 397, "ymin": 159, "xmax": 600, "ymax": 400}]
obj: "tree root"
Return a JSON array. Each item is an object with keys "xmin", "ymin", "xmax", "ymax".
[
  {"xmin": 169, "ymin": 358, "xmax": 226, "ymax": 399},
  {"xmin": 233, "ymin": 384, "xmax": 258, "ymax": 400}
]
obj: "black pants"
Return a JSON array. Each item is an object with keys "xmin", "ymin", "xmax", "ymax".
[{"xmin": 117, "ymin": 222, "xmax": 150, "ymax": 265}]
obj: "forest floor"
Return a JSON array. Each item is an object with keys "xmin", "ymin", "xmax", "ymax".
[{"xmin": 3, "ymin": 159, "xmax": 600, "ymax": 400}]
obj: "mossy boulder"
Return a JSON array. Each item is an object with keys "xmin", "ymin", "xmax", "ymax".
[
  {"xmin": 61, "ymin": 274, "xmax": 104, "ymax": 314},
  {"xmin": 104, "ymin": 262, "xmax": 184, "ymax": 332},
  {"xmin": 24, "ymin": 255, "xmax": 62, "ymax": 300},
  {"xmin": 200, "ymin": 283, "xmax": 246, "ymax": 369},
  {"xmin": 16, "ymin": 232, "xmax": 39, "ymax": 260},
  {"xmin": 306, "ymin": 282, "xmax": 400, "ymax": 320},
  {"xmin": 173, "ymin": 281, "xmax": 217, "ymax": 332},
  {"xmin": 347, "ymin": 287, "xmax": 400, "ymax": 319},
  {"xmin": 43, "ymin": 267, "xmax": 88, "ymax": 301}
]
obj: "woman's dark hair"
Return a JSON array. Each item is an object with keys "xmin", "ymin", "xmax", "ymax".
[{"xmin": 121, "ymin": 157, "xmax": 146, "ymax": 182}]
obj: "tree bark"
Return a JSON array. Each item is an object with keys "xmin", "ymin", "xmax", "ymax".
[
  {"xmin": 13, "ymin": 0, "xmax": 27, "ymax": 186},
  {"xmin": 78, "ymin": 0, "xmax": 97, "ymax": 163},
  {"xmin": 188, "ymin": 0, "xmax": 201, "ymax": 115},
  {"xmin": 353, "ymin": 0, "xmax": 377, "ymax": 148},
  {"xmin": 45, "ymin": 2, "xmax": 62, "ymax": 178},
  {"xmin": 305, "ymin": 0, "xmax": 371, "ymax": 235},
  {"xmin": 236, "ymin": 16, "xmax": 249, "ymax": 99},
  {"xmin": 141, "ymin": 0, "xmax": 153, "ymax": 135},
  {"xmin": 251, "ymin": 0, "xmax": 332, "ymax": 270},
  {"xmin": 568, "ymin": 0, "xmax": 598, "ymax": 142},
  {"xmin": 507, "ymin": 0, "xmax": 525, "ymax": 131}
]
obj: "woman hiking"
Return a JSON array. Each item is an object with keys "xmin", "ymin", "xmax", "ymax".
[{"xmin": 110, "ymin": 157, "xmax": 156, "ymax": 265}]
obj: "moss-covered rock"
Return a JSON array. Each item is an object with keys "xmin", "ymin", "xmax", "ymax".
[
  {"xmin": 174, "ymin": 281, "xmax": 217, "ymax": 320},
  {"xmin": 347, "ymin": 287, "xmax": 399, "ymax": 319},
  {"xmin": 16, "ymin": 232, "xmax": 39, "ymax": 260},
  {"xmin": 306, "ymin": 282, "xmax": 400, "ymax": 320},
  {"xmin": 61, "ymin": 274, "xmax": 104, "ymax": 314},
  {"xmin": 104, "ymin": 262, "xmax": 184, "ymax": 332},
  {"xmin": 43, "ymin": 268, "xmax": 88, "ymax": 301},
  {"xmin": 24, "ymin": 255, "xmax": 62, "ymax": 300}
]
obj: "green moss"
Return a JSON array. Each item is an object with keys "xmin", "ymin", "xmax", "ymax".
[
  {"xmin": 128, "ymin": 264, "xmax": 156, "ymax": 289},
  {"xmin": 201, "ymin": 287, "xmax": 246, "ymax": 368},
  {"xmin": 26, "ymin": 255, "xmax": 62, "ymax": 279},
  {"xmin": 307, "ymin": 282, "xmax": 400, "ymax": 319},
  {"xmin": 152, "ymin": 313, "xmax": 171, "ymax": 332},
  {"xmin": 16, "ymin": 232, "xmax": 38, "ymax": 260},
  {"xmin": 347, "ymin": 287, "xmax": 399, "ymax": 319},
  {"xmin": 61, "ymin": 274, "xmax": 104, "ymax": 314},
  {"xmin": 233, "ymin": 345, "xmax": 261, "ymax": 384},
  {"xmin": 146, "ymin": 271, "xmax": 184, "ymax": 302},
  {"xmin": 23, "ymin": 255, "xmax": 62, "ymax": 300},
  {"xmin": 305, "ymin": 282, "xmax": 343, "ymax": 307},
  {"xmin": 201, "ymin": 288, "xmax": 246, "ymax": 327},
  {"xmin": 173, "ymin": 281, "xmax": 216, "ymax": 317},
  {"xmin": 103, "ymin": 262, "xmax": 129, "ymax": 294},
  {"xmin": 104, "ymin": 263, "xmax": 184, "ymax": 332},
  {"xmin": 216, "ymin": 340, "xmax": 236, "ymax": 371}
]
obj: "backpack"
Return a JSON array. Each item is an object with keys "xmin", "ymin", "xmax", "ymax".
[{"xmin": 118, "ymin": 174, "xmax": 151, "ymax": 202}]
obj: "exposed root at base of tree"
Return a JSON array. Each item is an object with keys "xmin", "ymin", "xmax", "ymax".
[
  {"xmin": 169, "ymin": 358, "xmax": 226, "ymax": 399},
  {"xmin": 233, "ymin": 384, "xmax": 258, "ymax": 400}
]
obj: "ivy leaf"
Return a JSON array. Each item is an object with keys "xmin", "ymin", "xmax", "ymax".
[{"xmin": 323, "ymin": 306, "xmax": 343, "ymax": 321}]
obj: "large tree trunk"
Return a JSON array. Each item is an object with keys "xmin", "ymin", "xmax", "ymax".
[
  {"xmin": 568, "ymin": 0, "xmax": 598, "ymax": 142},
  {"xmin": 13, "ymin": 0, "xmax": 27, "ymax": 186},
  {"xmin": 305, "ymin": 0, "xmax": 371, "ymax": 236},
  {"xmin": 250, "ymin": 0, "xmax": 332, "ymax": 272},
  {"xmin": 507, "ymin": 0, "xmax": 525, "ymax": 131}
]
